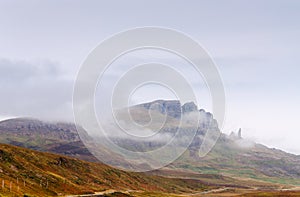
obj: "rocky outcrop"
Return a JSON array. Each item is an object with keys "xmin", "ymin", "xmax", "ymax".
[
  {"xmin": 0, "ymin": 118, "xmax": 80, "ymax": 141},
  {"xmin": 182, "ymin": 102, "xmax": 198, "ymax": 113},
  {"xmin": 229, "ymin": 128, "xmax": 242, "ymax": 140},
  {"xmin": 132, "ymin": 100, "xmax": 220, "ymax": 158},
  {"xmin": 137, "ymin": 100, "xmax": 182, "ymax": 118},
  {"xmin": 238, "ymin": 128, "xmax": 242, "ymax": 139},
  {"xmin": 135, "ymin": 100, "xmax": 219, "ymax": 135}
]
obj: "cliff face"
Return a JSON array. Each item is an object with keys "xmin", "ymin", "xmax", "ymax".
[
  {"xmin": 182, "ymin": 102, "xmax": 198, "ymax": 113},
  {"xmin": 119, "ymin": 100, "xmax": 220, "ymax": 155},
  {"xmin": 0, "ymin": 118, "xmax": 79, "ymax": 142},
  {"xmin": 0, "ymin": 118, "xmax": 96, "ymax": 161},
  {"xmin": 136, "ymin": 100, "xmax": 214, "ymax": 122},
  {"xmin": 130, "ymin": 100, "xmax": 220, "ymax": 135},
  {"xmin": 136, "ymin": 100, "xmax": 182, "ymax": 118}
]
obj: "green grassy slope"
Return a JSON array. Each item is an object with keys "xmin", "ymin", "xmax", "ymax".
[{"xmin": 170, "ymin": 134, "xmax": 300, "ymax": 186}]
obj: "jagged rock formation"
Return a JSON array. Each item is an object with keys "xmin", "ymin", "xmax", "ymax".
[
  {"xmin": 229, "ymin": 128, "xmax": 242, "ymax": 140},
  {"xmin": 119, "ymin": 100, "xmax": 220, "ymax": 157},
  {"xmin": 238, "ymin": 128, "xmax": 242, "ymax": 139},
  {"xmin": 182, "ymin": 102, "xmax": 198, "ymax": 113},
  {"xmin": 137, "ymin": 100, "xmax": 182, "ymax": 118}
]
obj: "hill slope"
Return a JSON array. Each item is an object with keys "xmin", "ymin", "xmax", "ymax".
[
  {"xmin": 169, "ymin": 134, "xmax": 300, "ymax": 185},
  {"xmin": 115, "ymin": 100, "xmax": 300, "ymax": 184},
  {"xmin": 0, "ymin": 143, "xmax": 212, "ymax": 196},
  {"xmin": 2, "ymin": 143, "xmax": 299, "ymax": 197},
  {"xmin": 0, "ymin": 118, "xmax": 97, "ymax": 162},
  {"xmin": 0, "ymin": 100, "xmax": 300, "ymax": 187}
]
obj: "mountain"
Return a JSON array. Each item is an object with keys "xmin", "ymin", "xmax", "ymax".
[
  {"xmin": 117, "ymin": 100, "xmax": 300, "ymax": 184},
  {"xmin": 0, "ymin": 100, "xmax": 300, "ymax": 189}
]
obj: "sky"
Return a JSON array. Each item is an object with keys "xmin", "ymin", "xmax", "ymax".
[{"xmin": 0, "ymin": 0, "xmax": 300, "ymax": 154}]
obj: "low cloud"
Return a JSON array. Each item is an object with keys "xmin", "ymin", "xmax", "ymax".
[{"xmin": 0, "ymin": 58, "xmax": 74, "ymax": 122}]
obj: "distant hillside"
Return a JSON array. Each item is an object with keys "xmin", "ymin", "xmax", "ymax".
[
  {"xmin": 0, "ymin": 118, "xmax": 97, "ymax": 162},
  {"xmin": 129, "ymin": 100, "xmax": 300, "ymax": 184},
  {"xmin": 170, "ymin": 133, "xmax": 300, "ymax": 185}
]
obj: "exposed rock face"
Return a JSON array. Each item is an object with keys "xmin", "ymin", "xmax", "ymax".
[
  {"xmin": 0, "ymin": 118, "xmax": 80, "ymax": 141},
  {"xmin": 135, "ymin": 100, "xmax": 219, "ymax": 134},
  {"xmin": 0, "ymin": 118, "xmax": 96, "ymax": 161},
  {"xmin": 182, "ymin": 102, "xmax": 198, "ymax": 113},
  {"xmin": 133, "ymin": 100, "xmax": 220, "ymax": 157},
  {"xmin": 238, "ymin": 128, "xmax": 242, "ymax": 139},
  {"xmin": 137, "ymin": 100, "xmax": 182, "ymax": 118}
]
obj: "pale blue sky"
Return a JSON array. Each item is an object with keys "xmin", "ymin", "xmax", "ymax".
[{"xmin": 0, "ymin": 0, "xmax": 300, "ymax": 154}]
